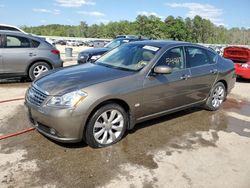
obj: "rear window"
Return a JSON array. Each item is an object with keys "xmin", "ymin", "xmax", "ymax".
[{"xmin": 31, "ymin": 39, "xmax": 40, "ymax": 48}]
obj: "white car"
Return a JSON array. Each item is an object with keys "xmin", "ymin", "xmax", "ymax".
[
  {"xmin": 0, "ymin": 24, "xmax": 26, "ymax": 33},
  {"xmin": 0, "ymin": 24, "xmax": 55, "ymax": 45},
  {"xmin": 66, "ymin": 40, "xmax": 80, "ymax": 46}
]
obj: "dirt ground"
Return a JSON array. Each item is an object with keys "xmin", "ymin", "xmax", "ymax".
[{"xmin": 0, "ymin": 47, "xmax": 250, "ymax": 188}]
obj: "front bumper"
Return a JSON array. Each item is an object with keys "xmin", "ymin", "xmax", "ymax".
[
  {"xmin": 25, "ymin": 100, "xmax": 85, "ymax": 143},
  {"xmin": 54, "ymin": 59, "xmax": 64, "ymax": 68},
  {"xmin": 77, "ymin": 58, "xmax": 88, "ymax": 64}
]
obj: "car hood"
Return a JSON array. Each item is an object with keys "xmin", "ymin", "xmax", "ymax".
[
  {"xmin": 79, "ymin": 48, "xmax": 109, "ymax": 55},
  {"xmin": 34, "ymin": 63, "xmax": 134, "ymax": 95}
]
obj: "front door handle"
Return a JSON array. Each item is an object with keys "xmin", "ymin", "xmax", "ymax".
[
  {"xmin": 210, "ymin": 69, "xmax": 218, "ymax": 74},
  {"xmin": 180, "ymin": 74, "xmax": 191, "ymax": 80}
]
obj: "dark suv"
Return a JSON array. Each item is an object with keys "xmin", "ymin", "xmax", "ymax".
[
  {"xmin": 0, "ymin": 31, "xmax": 63, "ymax": 80},
  {"xmin": 77, "ymin": 37, "xmax": 148, "ymax": 64}
]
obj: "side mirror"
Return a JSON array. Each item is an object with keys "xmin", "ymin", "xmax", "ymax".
[{"xmin": 153, "ymin": 65, "xmax": 172, "ymax": 74}]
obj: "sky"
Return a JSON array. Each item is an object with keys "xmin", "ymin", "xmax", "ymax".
[{"xmin": 0, "ymin": 0, "xmax": 249, "ymax": 28}]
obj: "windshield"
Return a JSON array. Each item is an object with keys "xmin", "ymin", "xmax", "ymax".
[
  {"xmin": 95, "ymin": 44, "xmax": 160, "ymax": 71},
  {"xmin": 104, "ymin": 39, "xmax": 122, "ymax": 49}
]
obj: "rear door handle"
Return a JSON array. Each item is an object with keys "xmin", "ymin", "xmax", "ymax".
[
  {"xmin": 29, "ymin": 53, "xmax": 36, "ymax": 57},
  {"xmin": 210, "ymin": 69, "xmax": 218, "ymax": 74},
  {"xmin": 180, "ymin": 74, "xmax": 191, "ymax": 80}
]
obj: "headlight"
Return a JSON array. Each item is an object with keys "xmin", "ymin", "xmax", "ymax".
[
  {"xmin": 241, "ymin": 63, "xmax": 250, "ymax": 68},
  {"xmin": 47, "ymin": 90, "xmax": 88, "ymax": 108},
  {"xmin": 90, "ymin": 55, "xmax": 101, "ymax": 61},
  {"xmin": 78, "ymin": 53, "xmax": 88, "ymax": 59}
]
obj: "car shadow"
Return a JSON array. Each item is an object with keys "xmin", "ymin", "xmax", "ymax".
[
  {"xmin": 50, "ymin": 107, "xmax": 202, "ymax": 149},
  {"xmin": 127, "ymin": 107, "xmax": 202, "ymax": 134},
  {"xmin": 0, "ymin": 77, "xmax": 31, "ymax": 84},
  {"xmin": 42, "ymin": 135, "xmax": 88, "ymax": 149},
  {"xmin": 236, "ymin": 78, "xmax": 250, "ymax": 83}
]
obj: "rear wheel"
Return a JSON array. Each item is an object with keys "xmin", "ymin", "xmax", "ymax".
[
  {"xmin": 29, "ymin": 62, "xmax": 51, "ymax": 81},
  {"xmin": 85, "ymin": 103, "xmax": 128, "ymax": 148},
  {"xmin": 204, "ymin": 82, "xmax": 226, "ymax": 111}
]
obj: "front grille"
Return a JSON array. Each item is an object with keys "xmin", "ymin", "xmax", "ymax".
[{"xmin": 28, "ymin": 85, "xmax": 48, "ymax": 106}]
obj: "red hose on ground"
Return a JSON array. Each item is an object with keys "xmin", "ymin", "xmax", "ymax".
[
  {"xmin": 0, "ymin": 98, "xmax": 25, "ymax": 104},
  {"xmin": 0, "ymin": 97, "xmax": 34, "ymax": 140},
  {"xmin": 0, "ymin": 127, "xmax": 35, "ymax": 140}
]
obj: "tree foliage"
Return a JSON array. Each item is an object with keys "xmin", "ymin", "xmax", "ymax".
[{"xmin": 22, "ymin": 15, "xmax": 250, "ymax": 45}]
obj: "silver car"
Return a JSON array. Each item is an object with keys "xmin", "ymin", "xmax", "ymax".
[
  {"xmin": 0, "ymin": 31, "xmax": 63, "ymax": 80},
  {"xmin": 25, "ymin": 41, "xmax": 235, "ymax": 148}
]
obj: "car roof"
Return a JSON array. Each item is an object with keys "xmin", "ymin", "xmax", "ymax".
[
  {"xmin": 0, "ymin": 30, "xmax": 44, "ymax": 42},
  {"xmin": 0, "ymin": 30, "xmax": 25, "ymax": 35},
  {"xmin": 0, "ymin": 24, "xmax": 26, "ymax": 33},
  {"xmin": 126, "ymin": 40, "xmax": 191, "ymax": 48}
]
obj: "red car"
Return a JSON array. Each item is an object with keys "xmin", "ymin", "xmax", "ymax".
[{"xmin": 223, "ymin": 46, "xmax": 250, "ymax": 79}]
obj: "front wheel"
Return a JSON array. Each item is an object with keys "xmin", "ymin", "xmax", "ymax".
[
  {"xmin": 204, "ymin": 82, "xmax": 226, "ymax": 111},
  {"xmin": 85, "ymin": 104, "xmax": 128, "ymax": 148}
]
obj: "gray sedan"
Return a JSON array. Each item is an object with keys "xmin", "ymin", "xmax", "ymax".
[
  {"xmin": 25, "ymin": 40, "xmax": 235, "ymax": 148},
  {"xmin": 0, "ymin": 31, "xmax": 63, "ymax": 80}
]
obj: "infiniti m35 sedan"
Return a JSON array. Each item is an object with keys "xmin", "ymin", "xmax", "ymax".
[{"xmin": 25, "ymin": 41, "xmax": 235, "ymax": 148}]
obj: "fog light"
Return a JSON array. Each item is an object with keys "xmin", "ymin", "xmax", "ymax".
[{"xmin": 50, "ymin": 128, "xmax": 56, "ymax": 135}]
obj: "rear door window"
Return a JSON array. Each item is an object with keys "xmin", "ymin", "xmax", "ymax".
[
  {"xmin": 185, "ymin": 47, "xmax": 211, "ymax": 68},
  {"xmin": 5, "ymin": 35, "xmax": 31, "ymax": 48}
]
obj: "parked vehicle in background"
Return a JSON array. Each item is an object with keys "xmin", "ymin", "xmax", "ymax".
[
  {"xmin": 0, "ymin": 24, "xmax": 55, "ymax": 46},
  {"xmin": 223, "ymin": 46, "xmax": 250, "ymax": 79},
  {"xmin": 0, "ymin": 23, "xmax": 26, "ymax": 33},
  {"xmin": 78, "ymin": 41, "xmax": 85, "ymax": 46},
  {"xmin": 55, "ymin": 40, "xmax": 66, "ymax": 45},
  {"xmin": 208, "ymin": 45, "xmax": 223, "ymax": 56},
  {"xmin": 85, "ymin": 41, "xmax": 94, "ymax": 47},
  {"xmin": 115, "ymin": 35, "xmax": 138, "ymax": 39},
  {"xmin": 77, "ymin": 37, "xmax": 148, "ymax": 64},
  {"xmin": 92, "ymin": 40, "xmax": 107, "ymax": 48},
  {"xmin": 66, "ymin": 40, "xmax": 80, "ymax": 47},
  {"xmin": 25, "ymin": 40, "xmax": 235, "ymax": 148},
  {"xmin": 0, "ymin": 31, "xmax": 63, "ymax": 80}
]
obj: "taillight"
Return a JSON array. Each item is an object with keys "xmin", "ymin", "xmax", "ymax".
[{"xmin": 51, "ymin": 49, "xmax": 60, "ymax": 55}]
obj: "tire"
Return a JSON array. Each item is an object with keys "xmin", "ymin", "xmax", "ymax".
[
  {"xmin": 28, "ymin": 62, "xmax": 51, "ymax": 81},
  {"xmin": 85, "ymin": 103, "xmax": 128, "ymax": 148},
  {"xmin": 204, "ymin": 82, "xmax": 226, "ymax": 111}
]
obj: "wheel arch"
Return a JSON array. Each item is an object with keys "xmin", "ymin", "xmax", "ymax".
[
  {"xmin": 26, "ymin": 59, "xmax": 53, "ymax": 75},
  {"xmin": 216, "ymin": 79, "xmax": 228, "ymax": 93},
  {"xmin": 83, "ymin": 98, "xmax": 134, "ymax": 139}
]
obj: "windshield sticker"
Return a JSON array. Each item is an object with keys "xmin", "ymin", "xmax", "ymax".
[{"xmin": 143, "ymin": 45, "xmax": 159, "ymax": 52}]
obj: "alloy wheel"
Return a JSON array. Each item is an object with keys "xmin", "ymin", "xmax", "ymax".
[
  {"xmin": 93, "ymin": 109, "xmax": 124, "ymax": 145},
  {"xmin": 33, "ymin": 65, "xmax": 48, "ymax": 77},
  {"xmin": 211, "ymin": 85, "xmax": 225, "ymax": 108}
]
